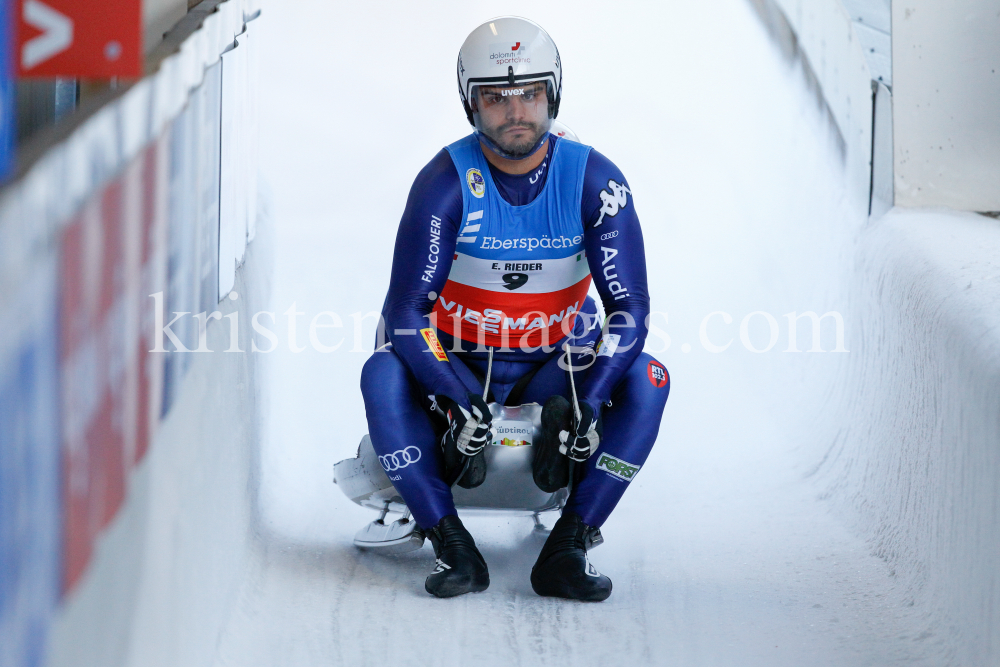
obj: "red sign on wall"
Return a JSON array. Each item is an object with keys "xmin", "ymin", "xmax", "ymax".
[
  {"xmin": 16, "ymin": 0, "xmax": 142, "ymax": 77},
  {"xmin": 59, "ymin": 138, "xmax": 166, "ymax": 591}
]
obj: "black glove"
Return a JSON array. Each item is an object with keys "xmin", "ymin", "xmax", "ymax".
[
  {"xmin": 558, "ymin": 402, "xmax": 601, "ymax": 462},
  {"xmin": 533, "ymin": 395, "xmax": 572, "ymax": 492},
  {"xmin": 437, "ymin": 393, "xmax": 493, "ymax": 457}
]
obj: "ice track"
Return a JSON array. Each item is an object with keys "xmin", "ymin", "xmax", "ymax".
[{"xmin": 227, "ymin": 1, "xmax": 934, "ymax": 665}]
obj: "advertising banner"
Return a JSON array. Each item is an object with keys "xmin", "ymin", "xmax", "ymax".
[
  {"xmin": 59, "ymin": 139, "xmax": 166, "ymax": 591},
  {"xmin": 16, "ymin": 0, "xmax": 142, "ymax": 77},
  {"xmin": 0, "ymin": 0, "xmax": 251, "ymax": 642}
]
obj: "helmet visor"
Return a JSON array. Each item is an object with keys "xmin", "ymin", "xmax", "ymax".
[{"xmin": 470, "ymin": 80, "xmax": 554, "ymax": 158}]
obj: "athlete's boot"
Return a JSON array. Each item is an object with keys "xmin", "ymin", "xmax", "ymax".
[
  {"xmin": 425, "ymin": 515, "xmax": 490, "ymax": 598},
  {"xmin": 530, "ymin": 511, "xmax": 612, "ymax": 601}
]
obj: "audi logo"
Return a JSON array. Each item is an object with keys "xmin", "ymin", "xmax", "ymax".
[
  {"xmin": 600, "ymin": 230, "xmax": 619, "ymax": 241},
  {"xmin": 379, "ymin": 446, "xmax": 422, "ymax": 472}
]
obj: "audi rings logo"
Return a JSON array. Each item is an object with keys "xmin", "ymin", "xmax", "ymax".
[
  {"xmin": 379, "ymin": 446, "xmax": 422, "ymax": 472},
  {"xmin": 600, "ymin": 230, "xmax": 619, "ymax": 241}
]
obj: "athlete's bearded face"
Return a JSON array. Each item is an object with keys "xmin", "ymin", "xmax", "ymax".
[{"xmin": 473, "ymin": 82, "xmax": 551, "ymax": 157}]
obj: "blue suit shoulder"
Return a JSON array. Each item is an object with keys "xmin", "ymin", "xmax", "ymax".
[
  {"xmin": 583, "ymin": 148, "xmax": 628, "ymax": 191},
  {"xmin": 581, "ymin": 148, "xmax": 633, "ymax": 226},
  {"xmin": 401, "ymin": 148, "xmax": 464, "ymax": 231},
  {"xmin": 412, "ymin": 148, "xmax": 462, "ymax": 197}
]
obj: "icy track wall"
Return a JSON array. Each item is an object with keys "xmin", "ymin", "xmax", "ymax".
[
  {"xmin": 756, "ymin": 0, "xmax": 1000, "ymax": 663},
  {"xmin": 0, "ymin": 2, "xmax": 266, "ymax": 666}
]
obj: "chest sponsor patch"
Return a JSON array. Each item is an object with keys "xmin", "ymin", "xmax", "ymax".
[
  {"xmin": 420, "ymin": 328, "xmax": 448, "ymax": 361},
  {"xmin": 647, "ymin": 360, "xmax": 668, "ymax": 388},
  {"xmin": 595, "ymin": 453, "xmax": 640, "ymax": 482},
  {"xmin": 466, "ymin": 168, "xmax": 485, "ymax": 198}
]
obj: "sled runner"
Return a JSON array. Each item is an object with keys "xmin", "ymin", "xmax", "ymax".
[{"xmin": 334, "ymin": 402, "xmax": 571, "ymax": 554}]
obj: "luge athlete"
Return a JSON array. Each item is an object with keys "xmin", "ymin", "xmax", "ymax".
[{"xmin": 361, "ymin": 16, "xmax": 669, "ymax": 601}]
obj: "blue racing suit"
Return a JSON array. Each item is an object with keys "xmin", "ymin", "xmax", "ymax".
[{"xmin": 360, "ymin": 133, "xmax": 669, "ymax": 529}]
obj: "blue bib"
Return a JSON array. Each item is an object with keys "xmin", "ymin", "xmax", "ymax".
[{"xmin": 433, "ymin": 134, "xmax": 593, "ymax": 347}]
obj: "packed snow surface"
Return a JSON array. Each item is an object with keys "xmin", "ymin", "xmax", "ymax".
[{"xmin": 237, "ymin": 1, "xmax": 937, "ymax": 664}]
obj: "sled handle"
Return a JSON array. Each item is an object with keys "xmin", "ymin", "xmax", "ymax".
[
  {"xmin": 483, "ymin": 346, "xmax": 494, "ymax": 401},
  {"xmin": 563, "ymin": 342, "xmax": 582, "ymax": 425},
  {"xmin": 450, "ymin": 347, "xmax": 494, "ymax": 491},
  {"xmin": 563, "ymin": 342, "xmax": 580, "ymax": 496}
]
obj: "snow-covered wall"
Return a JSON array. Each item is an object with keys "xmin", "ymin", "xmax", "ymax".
[
  {"xmin": 753, "ymin": 0, "xmax": 1000, "ymax": 662},
  {"xmin": 821, "ymin": 209, "xmax": 1000, "ymax": 664}
]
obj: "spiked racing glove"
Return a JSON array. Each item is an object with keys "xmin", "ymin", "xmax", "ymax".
[{"xmin": 559, "ymin": 402, "xmax": 602, "ymax": 462}]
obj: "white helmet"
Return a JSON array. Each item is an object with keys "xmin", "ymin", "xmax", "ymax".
[
  {"xmin": 457, "ymin": 17, "xmax": 562, "ymax": 158},
  {"xmin": 550, "ymin": 120, "xmax": 579, "ymax": 142}
]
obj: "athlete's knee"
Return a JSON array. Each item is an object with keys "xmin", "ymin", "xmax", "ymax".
[
  {"xmin": 360, "ymin": 346, "xmax": 406, "ymax": 397},
  {"xmin": 631, "ymin": 352, "xmax": 670, "ymax": 407}
]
